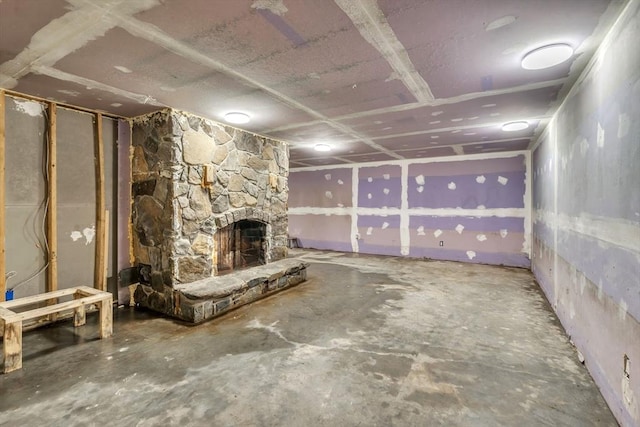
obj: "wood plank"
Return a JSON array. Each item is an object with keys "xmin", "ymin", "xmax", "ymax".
[
  {"xmin": 0, "ymin": 287, "xmax": 78, "ymax": 309},
  {"xmin": 98, "ymin": 295, "xmax": 113, "ymax": 339},
  {"xmin": 94, "ymin": 113, "xmax": 106, "ymax": 291},
  {"xmin": 103, "ymin": 209, "xmax": 109, "ymax": 292},
  {"xmin": 3, "ymin": 320, "xmax": 22, "ymax": 373},
  {"xmin": 1, "ymin": 293, "xmax": 110, "ymax": 323},
  {"xmin": 0, "ymin": 90, "xmax": 5, "ymax": 302},
  {"xmin": 47, "ymin": 103, "xmax": 57, "ymax": 293}
]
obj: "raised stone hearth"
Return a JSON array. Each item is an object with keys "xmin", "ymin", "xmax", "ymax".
[
  {"xmin": 134, "ymin": 259, "xmax": 309, "ymax": 323},
  {"xmin": 130, "ymin": 108, "xmax": 303, "ymax": 321}
]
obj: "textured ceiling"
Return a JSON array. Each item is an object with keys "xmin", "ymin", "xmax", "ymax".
[{"xmin": 0, "ymin": 0, "xmax": 626, "ymax": 167}]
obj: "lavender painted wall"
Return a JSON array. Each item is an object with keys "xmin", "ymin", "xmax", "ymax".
[
  {"xmin": 531, "ymin": 3, "xmax": 640, "ymax": 426},
  {"xmin": 289, "ymin": 152, "xmax": 529, "ymax": 267}
]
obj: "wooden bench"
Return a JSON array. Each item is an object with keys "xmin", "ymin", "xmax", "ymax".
[{"xmin": 0, "ymin": 286, "xmax": 113, "ymax": 373}]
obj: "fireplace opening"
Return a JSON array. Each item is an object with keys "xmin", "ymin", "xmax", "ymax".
[{"xmin": 215, "ymin": 220, "xmax": 266, "ymax": 275}]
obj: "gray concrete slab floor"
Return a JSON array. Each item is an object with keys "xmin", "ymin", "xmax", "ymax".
[{"xmin": 0, "ymin": 250, "xmax": 617, "ymax": 426}]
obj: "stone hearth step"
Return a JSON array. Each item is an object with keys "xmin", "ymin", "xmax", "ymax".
[{"xmin": 134, "ymin": 259, "xmax": 309, "ymax": 323}]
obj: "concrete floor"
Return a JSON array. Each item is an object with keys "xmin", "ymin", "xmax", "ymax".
[{"xmin": 0, "ymin": 250, "xmax": 616, "ymax": 426}]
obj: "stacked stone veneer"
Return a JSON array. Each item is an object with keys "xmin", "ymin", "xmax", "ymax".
[{"xmin": 131, "ymin": 108, "xmax": 289, "ymax": 291}]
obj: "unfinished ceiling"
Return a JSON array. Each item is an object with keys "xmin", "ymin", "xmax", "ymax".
[{"xmin": 0, "ymin": 0, "xmax": 626, "ymax": 167}]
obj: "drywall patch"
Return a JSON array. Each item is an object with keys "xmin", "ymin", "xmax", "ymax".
[
  {"xmin": 325, "ymin": 191, "xmax": 333, "ymax": 199},
  {"xmin": 597, "ymin": 122, "xmax": 605, "ymax": 148},
  {"xmin": 367, "ymin": 193, "xmax": 372, "ymax": 199},
  {"xmin": 13, "ymin": 99, "xmax": 44, "ymax": 117},
  {"xmin": 415, "ymin": 175, "xmax": 425, "ymax": 185},
  {"xmin": 447, "ymin": 182, "xmax": 457, "ymax": 190},
  {"xmin": 476, "ymin": 175, "xmax": 486, "ymax": 184},
  {"xmin": 476, "ymin": 234, "xmax": 487, "ymax": 242},
  {"xmin": 366, "ymin": 227, "xmax": 373, "ymax": 236},
  {"xmin": 381, "ymin": 222, "xmax": 389, "ymax": 230},
  {"xmin": 485, "ymin": 15, "xmax": 517, "ymax": 31},
  {"xmin": 338, "ymin": 179, "xmax": 344, "ymax": 185},
  {"xmin": 500, "ymin": 229, "xmax": 508, "ymax": 238},
  {"xmin": 114, "ymin": 65, "xmax": 133, "ymax": 74},
  {"xmin": 82, "ymin": 226, "xmax": 96, "ymax": 245},
  {"xmin": 324, "ymin": 173, "xmax": 332, "ymax": 180},
  {"xmin": 417, "ymin": 226, "xmax": 426, "ymax": 236},
  {"xmin": 383, "ymin": 188, "xmax": 390, "ymax": 195},
  {"xmin": 417, "ymin": 186, "xmax": 424, "ymax": 193},
  {"xmin": 497, "ymin": 176, "xmax": 509, "ymax": 185},
  {"xmin": 455, "ymin": 224, "xmax": 465, "ymax": 234},
  {"xmin": 383, "ymin": 174, "xmax": 390, "ymax": 180},
  {"xmin": 466, "ymin": 251, "xmax": 476, "ymax": 260},
  {"xmin": 433, "ymin": 229, "xmax": 442, "ymax": 238},
  {"xmin": 251, "ymin": 0, "xmax": 288, "ymax": 16},
  {"xmin": 70, "ymin": 231, "xmax": 83, "ymax": 242}
]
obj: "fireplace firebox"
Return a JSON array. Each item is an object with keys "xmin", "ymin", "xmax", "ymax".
[{"xmin": 215, "ymin": 220, "xmax": 266, "ymax": 275}]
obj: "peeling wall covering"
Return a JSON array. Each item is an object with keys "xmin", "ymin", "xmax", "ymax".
[
  {"xmin": 131, "ymin": 109, "xmax": 289, "ymax": 288},
  {"xmin": 289, "ymin": 152, "xmax": 529, "ymax": 268},
  {"xmin": 531, "ymin": 3, "xmax": 640, "ymax": 426}
]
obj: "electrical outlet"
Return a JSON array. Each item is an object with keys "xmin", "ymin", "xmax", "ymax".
[{"xmin": 439, "ymin": 241, "xmax": 444, "ymax": 247}]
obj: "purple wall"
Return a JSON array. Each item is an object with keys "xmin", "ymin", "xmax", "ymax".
[
  {"xmin": 531, "ymin": 4, "xmax": 640, "ymax": 426},
  {"xmin": 289, "ymin": 153, "xmax": 529, "ymax": 268}
]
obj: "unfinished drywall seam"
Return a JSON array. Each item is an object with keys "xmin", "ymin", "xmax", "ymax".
[
  {"xmin": 291, "ymin": 150, "xmax": 528, "ymax": 172},
  {"xmin": 351, "ymin": 166, "xmax": 360, "ymax": 252},
  {"xmin": 334, "ymin": 0, "xmax": 434, "ymax": 102},
  {"xmin": 0, "ymin": 0, "xmax": 160, "ymax": 89},
  {"xmin": 523, "ymin": 150, "xmax": 532, "ymax": 256},
  {"xmin": 399, "ymin": 162, "xmax": 410, "ymax": 255},
  {"xmin": 266, "ymin": 78, "xmax": 566, "ymax": 134},
  {"xmin": 290, "ymin": 206, "xmax": 526, "ymax": 218},
  {"xmin": 551, "ymin": 116, "xmax": 559, "ymax": 309},
  {"xmin": 110, "ymin": 10, "xmax": 402, "ymax": 160}
]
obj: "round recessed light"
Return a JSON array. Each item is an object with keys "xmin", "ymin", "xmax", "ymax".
[
  {"xmin": 521, "ymin": 44, "xmax": 574, "ymax": 70},
  {"xmin": 224, "ymin": 112, "xmax": 250, "ymax": 124},
  {"xmin": 314, "ymin": 143, "xmax": 331, "ymax": 152},
  {"xmin": 502, "ymin": 121, "xmax": 529, "ymax": 132}
]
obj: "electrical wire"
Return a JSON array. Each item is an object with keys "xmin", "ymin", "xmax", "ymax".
[{"xmin": 7, "ymin": 103, "xmax": 50, "ymax": 291}]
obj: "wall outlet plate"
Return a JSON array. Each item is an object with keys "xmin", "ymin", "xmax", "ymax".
[{"xmin": 439, "ymin": 241, "xmax": 444, "ymax": 247}]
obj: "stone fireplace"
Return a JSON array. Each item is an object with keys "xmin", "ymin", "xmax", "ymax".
[{"xmin": 130, "ymin": 108, "xmax": 307, "ymax": 322}]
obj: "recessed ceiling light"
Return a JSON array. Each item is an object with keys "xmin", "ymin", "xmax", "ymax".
[
  {"xmin": 502, "ymin": 121, "xmax": 529, "ymax": 132},
  {"xmin": 314, "ymin": 143, "xmax": 331, "ymax": 152},
  {"xmin": 224, "ymin": 112, "xmax": 250, "ymax": 124},
  {"xmin": 521, "ymin": 44, "xmax": 574, "ymax": 70}
]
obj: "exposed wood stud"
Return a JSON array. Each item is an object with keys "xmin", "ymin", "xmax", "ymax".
[
  {"xmin": 47, "ymin": 103, "xmax": 58, "ymax": 294},
  {"xmin": 94, "ymin": 113, "xmax": 106, "ymax": 291}
]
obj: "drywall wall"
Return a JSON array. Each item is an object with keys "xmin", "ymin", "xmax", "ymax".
[
  {"xmin": 4, "ymin": 96, "xmax": 47, "ymax": 297},
  {"xmin": 289, "ymin": 152, "xmax": 530, "ymax": 267},
  {"xmin": 531, "ymin": 2, "xmax": 640, "ymax": 426},
  {"xmin": 3, "ymin": 96, "xmax": 118, "ymax": 299}
]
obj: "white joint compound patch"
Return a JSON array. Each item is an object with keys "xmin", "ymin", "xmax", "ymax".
[
  {"xmin": 366, "ymin": 227, "xmax": 373, "ymax": 236},
  {"xmin": 466, "ymin": 251, "xmax": 476, "ymax": 260},
  {"xmin": 381, "ymin": 222, "xmax": 389, "ymax": 230},
  {"xmin": 500, "ymin": 229, "xmax": 508, "ymax": 238},
  {"xmin": 477, "ymin": 205, "xmax": 486, "ymax": 210},
  {"xmin": 82, "ymin": 226, "xmax": 96, "ymax": 245},
  {"xmin": 417, "ymin": 186, "xmax": 424, "ymax": 193},
  {"xmin": 417, "ymin": 226, "xmax": 425, "ymax": 236},
  {"xmin": 367, "ymin": 193, "xmax": 372, "ymax": 199},
  {"xmin": 383, "ymin": 174, "xmax": 390, "ymax": 180},
  {"xmin": 476, "ymin": 234, "xmax": 487, "ymax": 242},
  {"xmin": 337, "ymin": 179, "xmax": 344, "ymax": 185},
  {"xmin": 251, "ymin": 0, "xmax": 288, "ymax": 16},
  {"xmin": 325, "ymin": 191, "xmax": 333, "ymax": 199},
  {"xmin": 114, "ymin": 65, "xmax": 132, "ymax": 73},
  {"xmin": 497, "ymin": 176, "xmax": 508, "ymax": 185},
  {"xmin": 367, "ymin": 177, "xmax": 373, "ymax": 183},
  {"xmin": 597, "ymin": 122, "xmax": 605, "ymax": 148},
  {"xmin": 14, "ymin": 99, "xmax": 44, "ymax": 117},
  {"xmin": 337, "ymin": 203, "xmax": 344, "ymax": 208},
  {"xmin": 455, "ymin": 224, "xmax": 465, "ymax": 234},
  {"xmin": 383, "ymin": 188, "xmax": 390, "ymax": 195},
  {"xmin": 476, "ymin": 175, "xmax": 486, "ymax": 184},
  {"xmin": 324, "ymin": 173, "xmax": 332, "ymax": 180},
  {"xmin": 447, "ymin": 182, "xmax": 457, "ymax": 190},
  {"xmin": 433, "ymin": 229, "xmax": 443, "ymax": 238},
  {"xmin": 431, "ymin": 111, "xmax": 443, "ymax": 116},
  {"xmin": 70, "ymin": 231, "xmax": 83, "ymax": 242},
  {"xmin": 415, "ymin": 175, "xmax": 425, "ymax": 185}
]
